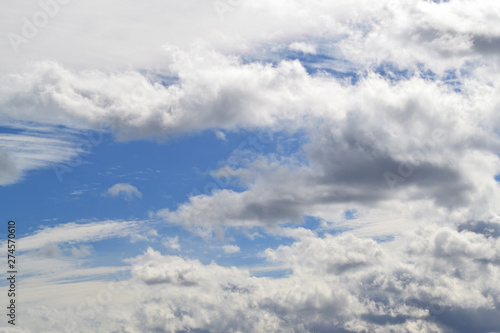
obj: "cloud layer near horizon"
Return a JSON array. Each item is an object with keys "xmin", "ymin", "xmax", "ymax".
[{"xmin": 8, "ymin": 220, "xmax": 500, "ymax": 332}]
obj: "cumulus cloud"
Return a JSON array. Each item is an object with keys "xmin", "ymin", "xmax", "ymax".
[
  {"xmin": 12, "ymin": 220, "xmax": 500, "ymax": 332},
  {"xmin": 104, "ymin": 183, "xmax": 142, "ymax": 200},
  {"xmin": 156, "ymin": 72, "xmax": 500, "ymax": 235}
]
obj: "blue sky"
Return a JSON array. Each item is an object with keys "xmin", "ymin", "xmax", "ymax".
[
  {"xmin": 0, "ymin": 126, "xmax": 312, "ymax": 274},
  {"xmin": 2, "ymin": 0, "xmax": 500, "ymax": 332}
]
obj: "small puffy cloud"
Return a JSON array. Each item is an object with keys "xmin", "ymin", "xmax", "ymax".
[
  {"xmin": 162, "ymin": 236, "xmax": 181, "ymax": 250},
  {"xmin": 222, "ymin": 244, "xmax": 240, "ymax": 254},
  {"xmin": 215, "ymin": 131, "xmax": 227, "ymax": 141},
  {"xmin": 104, "ymin": 183, "xmax": 142, "ymax": 200},
  {"xmin": 289, "ymin": 42, "xmax": 317, "ymax": 54}
]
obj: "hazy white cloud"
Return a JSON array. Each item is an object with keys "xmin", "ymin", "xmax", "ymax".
[
  {"xmin": 215, "ymin": 130, "xmax": 226, "ymax": 141},
  {"xmin": 70, "ymin": 245, "xmax": 93, "ymax": 258},
  {"xmin": 162, "ymin": 236, "xmax": 180, "ymax": 251},
  {"xmin": 289, "ymin": 42, "xmax": 317, "ymax": 55},
  {"xmin": 104, "ymin": 183, "xmax": 142, "ymax": 200},
  {"xmin": 4, "ymin": 220, "xmax": 147, "ymax": 252},
  {"xmin": 222, "ymin": 244, "xmax": 240, "ymax": 254},
  {"xmin": 0, "ymin": 125, "xmax": 90, "ymax": 185}
]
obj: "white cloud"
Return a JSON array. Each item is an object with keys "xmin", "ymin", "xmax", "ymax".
[
  {"xmin": 215, "ymin": 130, "xmax": 227, "ymax": 141},
  {"xmin": 0, "ymin": 124, "xmax": 93, "ymax": 185},
  {"xmin": 162, "ymin": 236, "xmax": 181, "ymax": 250},
  {"xmin": 11, "ymin": 221, "xmax": 500, "ymax": 332},
  {"xmin": 4, "ymin": 220, "xmax": 147, "ymax": 252},
  {"xmin": 104, "ymin": 183, "xmax": 142, "ymax": 200},
  {"xmin": 222, "ymin": 244, "xmax": 240, "ymax": 254},
  {"xmin": 70, "ymin": 245, "xmax": 93, "ymax": 258},
  {"xmin": 289, "ymin": 42, "xmax": 317, "ymax": 55},
  {"xmin": 0, "ymin": 219, "xmax": 151, "ymax": 293},
  {"xmin": 150, "ymin": 67, "xmax": 500, "ymax": 236}
]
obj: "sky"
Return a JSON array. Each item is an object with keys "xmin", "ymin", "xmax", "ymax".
[{"xmin": 1, "ymin": 0, "xmax": 500, "ymax": 332}]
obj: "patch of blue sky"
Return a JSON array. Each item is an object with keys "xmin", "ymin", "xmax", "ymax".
[
  {"xmin": 291, "ymin": 55, "xmax": 360, "ymax": 84},
  {"xmin": 373, "ymin": 62, "xmax": 412, "ymax": 83},
  {"xmin": 1, "ymin": 125, "xmax": 318, "ymax": 274},
  {"xmin": 273, "ymin": 215, "xmax": 353, "ymax": 240},
  {"xmin": 0, "ymin": 126, "xmax": 24, "ymax": 135},
  {"xmin": 420, "ymin": 61, "xmax": 485, "ymax": 93},
  {"xmin": 0, "ymin": 130, "xmax": 233, "ymax": 233},
  {"xmin": 212, "ymin": 227, "xmax": 296, "ymax": 277},
  {"xmin": 418, "ymin": 63, "xmax": 438, "ymax": 81},
  {"xmin": 253, "ymin": 269, "xmax": 294, "ymax": 279},
  {"xmin": 215, "ymin": 127, "xmax": 310, "ymax": 177},
  {"xmin": 279, "ymin": 215, "xmax": 323, "ymax": 234},
  {"xmin": 344, "ymin": 209, "xmax": 357, "ymax": 220},
  {"xmin": 374, "ymin": 235, "xmax": 395, "ymax": 243},
  {"xmin": 239, "ymin": 41, "xmax": 361, "ymax": 84},
  {"xmin": 441, "ymin": 69, "xmax": 463, "ymax": 93},
  {"xmin": 85, "ymin": 234, "xmax": 159, "ymax": 267},
  {"xmin": 139, "ymin": 70, "xmax": 179, "ymax": 88}
]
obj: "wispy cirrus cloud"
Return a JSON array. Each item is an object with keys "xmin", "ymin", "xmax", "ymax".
[{"xmin": 7, "ymin": 219, "xmax": 150, "ymax": 252}]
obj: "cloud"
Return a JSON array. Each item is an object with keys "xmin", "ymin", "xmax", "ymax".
[
  {"xmin": 162, "ymin": 236, "xmax": 181, "ymax": 251},
  {"xmin": 215, "ymin": 130, "xmax": 226, "ymax": 141},
  {"xmin": 11, "ymin": 220, "xmax": 500, "ymax": 332},
  {"xmin": 104, "ymin": 183, "xmax": 142, "ymax": 200},
  {"xmin": 70, "ymin": 245, "xmax": 93, "ymax": 258},
  {"xmin": 5, "ymin": 220, "xmax": 148, "ymax": 252},
  {"xmin": 222, "ymin": 244, "xmax": 240, "ymax": 254},
  {"xmin": 289, "ymin": 42, "xmax": 317, "ymax": 55},
  {"xmin": 0, "ymin": 124, "xmax": 93, "ymax": 185},
  {"xmin": 156, "ymin": 73, "xmax": 500, "ymax": 235},
  {"xmin": 0, "ymin": 148, "xmax": 19, "ymax": 185},
  {"xmin": 0, "ymin": 219, "xmax": 153, "ymax": 288}
]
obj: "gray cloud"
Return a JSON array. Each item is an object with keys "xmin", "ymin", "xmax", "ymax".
[{"xmin": 12, "ymin": 223, "xmax": 500, "ymax": 332}]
